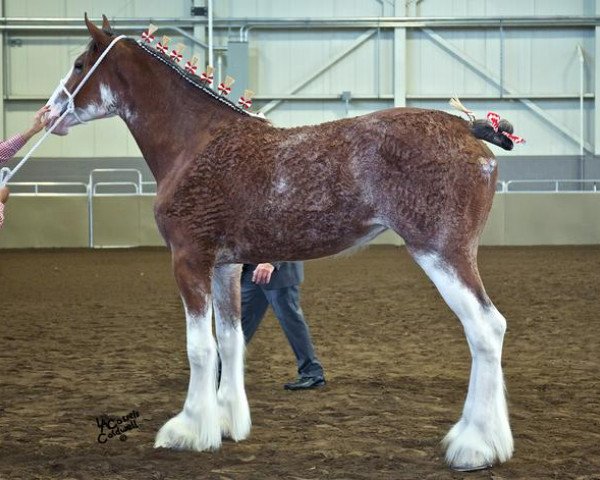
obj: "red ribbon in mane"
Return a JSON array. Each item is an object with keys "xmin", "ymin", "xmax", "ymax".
[
  {"xmin": 487, "ymin": 112, "xmax": 526, "ymax": 144},
  {"xmin": 238, "ymin": 97, "xmax": 252, "ymax": 109},
  {"xmin": 170, "ymin": 50, "xmax": 183, "ymax": 63},
  {"xmin": 200, "ymin": 72, "xmax": 214, "ymax": 84},
  {"xmin": 141, "ymin": 31, "xmax": 155, "ymax": 43},
  {"xmin": 218, "ymin": 83, "xmax": 232, "ymax": 95},
  {"xmin": 184, "ymin": 62, "xmax": 198, "ymax": 74},
  {"xmin": 156, "ymin": 43, "xmax": 169, "ymax": 55}
]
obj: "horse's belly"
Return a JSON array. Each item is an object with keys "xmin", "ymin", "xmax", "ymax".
[{"xmin": 219, "ymin": 218, "xmax": 385, "ymax": 264}]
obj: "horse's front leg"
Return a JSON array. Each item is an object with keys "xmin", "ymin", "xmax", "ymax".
[
  {"xmin": 154, "ymin": 248, "xmax": 221, "ymax": 451},
  {"xmin": 213, "ymin": 264, "xmax": 251, "ymax": 441}
]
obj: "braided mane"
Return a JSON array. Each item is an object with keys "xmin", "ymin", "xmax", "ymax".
[{"xmin": 127, "ymin": 38, "xmax": 253, "ymax": 117}]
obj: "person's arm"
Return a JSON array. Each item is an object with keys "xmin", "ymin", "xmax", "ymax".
[
  {"xmin": 0, "ymin": 187, "xmax": 8, "ymax": 229},
  {"xmin": 0, "ymin": 106, "xmax": 50, "ymax": 163}
]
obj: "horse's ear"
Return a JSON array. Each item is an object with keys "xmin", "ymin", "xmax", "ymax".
[
  {"xmin": 101, "ymin": 14, "xmax": 113, "ymax": 35},
  {"xmin": 84, "ymin": 12, "xmax": 110, "ymax": 48}
]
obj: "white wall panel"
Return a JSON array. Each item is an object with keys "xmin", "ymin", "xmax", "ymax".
[
  {"xmin": 266, "ymin": 100, "xmax": 393, "ymax": 128},
  {"xmin": 219, "ymin": 0, "xmax": 384, "ymax": 17},
  {"xmin": 250, "ymin": 29, "xmax": 394, "ymax": 99},
  {"xmin": 5, "ymin": 0, "xmax": 189, "ymax": 18},
  {"xmin": 417, "ymin": 0, "xmax": 595, "ymax": 16},
  {"xmin": 504, "ymin": 29, "xmax": 594, "ymax": 94},
  {"xmin": 5, "ymin": 31, "xmax": 191, "ymax": 98},
  {"xmin": 1, "ymin": 0, "xmax": 597, "ymax": 159},
  {"xmin": 6, "ymin": 35, "xmax": 85, "ymax": 97},
  {"xmin": 408, "ymin": 29, "xmax": 501, "ymax": 95}
]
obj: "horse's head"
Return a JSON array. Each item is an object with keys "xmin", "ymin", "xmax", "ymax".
[{"xmin": 46, "ymin": 14, "xmax": 123, "ymax": 135}]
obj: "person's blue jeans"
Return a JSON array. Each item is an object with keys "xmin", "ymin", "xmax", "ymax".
[{"xmin": 241, "ymin": 269, "xmax": 323, "ymax": 379}]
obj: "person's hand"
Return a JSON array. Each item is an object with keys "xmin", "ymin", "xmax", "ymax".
[
  {"xmin": 0, "ymin": 186, "xmax": 9, "ymax": 204},
  {"xmin": 30, "ymin": 106, "xmax": 51, "ymax": 134},
  {"xmin": 252, "ymin": 263, "xmax": 275, "ymax": 285}
]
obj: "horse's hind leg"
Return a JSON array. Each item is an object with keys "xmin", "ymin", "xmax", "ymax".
[
  {"xmin": 154, "ymin": 249, "xmax": 221, "ymax": 451},
  {"xmin": 213, "ymin": 264, "xmax": 251, "ymax": 441},
  {"xmin": 408, "ymin": 246, "xmax": 513, "ymax": 471}
]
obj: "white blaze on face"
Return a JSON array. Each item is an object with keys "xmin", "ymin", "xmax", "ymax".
[
  {"xmin": 99, "ymin": 83, "xmax": 117, "ymax": 112},
  {"xmin": 80, "ymin": 83, "xmax": 118, "ymax": 121}
]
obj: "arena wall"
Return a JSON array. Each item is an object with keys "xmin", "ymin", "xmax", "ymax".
[{"xmin": 1, "ymin": 193, "xmax": 599, "ymax": 249}]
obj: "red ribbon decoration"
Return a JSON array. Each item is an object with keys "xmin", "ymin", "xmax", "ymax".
[
  {"xmin": 170, "ymin": 50, "xmax": 183, "ymax": 63},
  {"xmin": 487, "ymin": 111, "xmax": 526, "ymax": 144},
  {"xmin": 156, "ymin": 43, "xmax": 168, "ymax": 55},
  {"xmin": 238, "ymin": 97, "xmax": 252, "ymax": 109},
  {"xmin": 184, "ymin": 62, "xmax": 198, "ymax": 74},
  {"xmin": 200, "ymin": 72, "xmax": 214, "ymax": 84},
  {"xmin": 218, "ymin": 83, "xmax": 232, "ymax": 95},
  {"xmin": 503, "ymin": 132, "xmax": 526, "ymax": 144},
  {"xmin": 487, "ymin": 112, "xmax": 501, "ymax": 131},
  {"xmin": 141, "ymin": 31, "xmax": 155, "ymax": 43}
]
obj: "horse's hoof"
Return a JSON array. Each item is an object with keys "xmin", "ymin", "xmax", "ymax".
[
  {"xmin": 451, "ymin": 462, "xmax": 493, "ymax": 472},
  {"xmin": 154, "ymin": 411, "xmax": 221, "ymax": 451},
  {"xmin": 218, "ymin": 390, "xmax": 251, "ymax": 441}
]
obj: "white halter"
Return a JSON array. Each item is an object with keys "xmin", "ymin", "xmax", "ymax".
[{"xmin": 0, "ymin": 34, "xmax": 127, "ymax": 187}]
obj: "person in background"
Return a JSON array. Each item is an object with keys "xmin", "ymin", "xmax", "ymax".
[
  {"xmin": 242, "ymin": 261, "xmax": 326, "ymax": 390},
  {"xmin": 0, "ymin": 105, "xmax": 50, "ymax": 229}
]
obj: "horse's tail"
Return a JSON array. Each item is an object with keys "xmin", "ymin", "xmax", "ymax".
[
  {"xmin": 470, "ymin": 118, "xmax": 514, "ymax": 151},
  {"xmin": 448, "ymin": 97, "xmax": 519, "ymax": 151}
]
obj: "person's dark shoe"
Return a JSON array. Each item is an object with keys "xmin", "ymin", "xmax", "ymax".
[{"xmin": 284, "ymin": 376, "xmax": 326, "ymax": 390}]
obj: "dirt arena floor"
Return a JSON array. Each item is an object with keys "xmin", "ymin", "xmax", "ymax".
[{"xmin": 1, "ymin": 245, "xmax": 599, "ymax": 480}]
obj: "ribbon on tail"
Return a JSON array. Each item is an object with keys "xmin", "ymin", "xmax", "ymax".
[
  {"xmin": 0, "ymin": 202, "xmax": 5, "ymax": 229},
  {"xmin": 503, "ymin": 132, "xmax": 526, "ymax": 144},
  {"xmin": 487, "ymin": 112, "xmax": 526, "ymax": 144},
  {"xmin": 449, "ymin": 96, "xmax": 475, "ymax": 121}
]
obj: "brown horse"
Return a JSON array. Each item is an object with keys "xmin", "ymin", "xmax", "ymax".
[{"xmin": 45, "ymin": 15, "xmax": 515, "ymax": 471}]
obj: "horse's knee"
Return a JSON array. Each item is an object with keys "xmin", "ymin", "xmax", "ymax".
[
  {"xmin": 488, "ymin": 306, "xmax": 507, "ymax": 337},
  {"xmin": 468, "ymin": 306, "xmax": 506, "ymax": 359},
  {"xmin": 187, "ymin": 329, "xmax": 217, "ymax": 367}
]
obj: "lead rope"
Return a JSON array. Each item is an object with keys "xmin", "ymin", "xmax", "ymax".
[{"xmin": 0, "ymin": 34, "xmax": 127, "ymax": 189}]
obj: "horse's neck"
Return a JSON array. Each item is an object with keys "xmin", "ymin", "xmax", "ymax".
[{"xmin": 118, "ymin": 70, "xmax": 242, "ymax": 183}]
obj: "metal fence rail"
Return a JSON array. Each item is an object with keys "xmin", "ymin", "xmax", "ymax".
[
  {"xmin": 504, "ymin": 179, "xmax": 600, "ymax": 192},
  {"xmin": 7, "ymin": 181, "xmax": 88, "ymax": 195}
]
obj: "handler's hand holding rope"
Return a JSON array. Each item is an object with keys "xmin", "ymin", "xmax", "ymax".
[{"xmin": 0, "ymin": 105, "xmax": 50, "ymax": 229}]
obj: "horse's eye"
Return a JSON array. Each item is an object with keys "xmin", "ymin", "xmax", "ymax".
[{"xmin": 74, "ymin": 62, "xmax": 84, "ymax": 72}]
